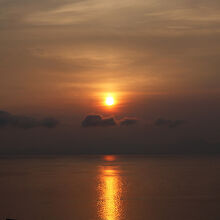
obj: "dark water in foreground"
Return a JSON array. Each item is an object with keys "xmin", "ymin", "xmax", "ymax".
[{"xmin": 0, "ymin": 155, "xmax": 220, "ymax": 220}]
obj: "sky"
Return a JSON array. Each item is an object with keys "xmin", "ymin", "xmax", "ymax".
[{"xmin": 0, "ymin": 0, "xmax": 220, "ymax": 154}]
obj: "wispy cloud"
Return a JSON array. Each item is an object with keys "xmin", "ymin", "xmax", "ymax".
[{"xmin": 22, "ymin": 0, "xmax": 220, "ymax": 36}]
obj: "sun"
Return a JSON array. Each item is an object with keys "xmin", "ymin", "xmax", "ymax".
[{"xmin": 105, "ymin": 95, "xmax": 115, "ymax": 106}]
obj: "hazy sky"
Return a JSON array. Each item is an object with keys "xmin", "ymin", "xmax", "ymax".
[{"xmin": 0, "ymin": 0, "xmax": 220, "ymax": 154}]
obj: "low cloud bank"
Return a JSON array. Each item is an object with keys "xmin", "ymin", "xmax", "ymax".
[
  {"xmin": 155, "ymin": 118, "xmax": 185, "ymax": 128},
  {"xmin": 0, "ymin": 110, "xmax": 59, "ymax": 129},
  {"xmin": 82, "ymin": 115, "xmax": 139, "ymax": 127},
  {"xmin": 120, "ymin": 117, "xmax": 138, "ymax": 126},
  {"xmin": 82, "ymin": 115, "xmax": 116, "ymax": 127}
]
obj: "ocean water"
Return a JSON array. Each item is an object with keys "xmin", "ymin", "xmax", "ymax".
[{"xmin": 0, "ymin": 155, "xmax": 220, "ymax": 220}]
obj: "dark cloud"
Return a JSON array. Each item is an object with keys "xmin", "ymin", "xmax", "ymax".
[
  {"xmin": 120, "ymin": 118, "xmax": 138, "ymax": 126},
  {"xmin": 40, "ymin": 118, "xmax": 59, "ymax": 128},
  {"xmin": 155, "ymin": 118, "xmax": 185, "ymax": 128},
  {"xmin": 0, "ymin": 110, "xmax": 59, "ymax": 129},
  {"xmin": 82, "ymin": 115, "xmax": 116, "ymax": 127}
]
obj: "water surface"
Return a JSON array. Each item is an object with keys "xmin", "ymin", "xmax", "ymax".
[{"xmin": 0, "ymin": 155, "xmax": 220, "ymax": 220}]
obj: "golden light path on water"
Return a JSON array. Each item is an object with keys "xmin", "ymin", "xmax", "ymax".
[{"xmin": 97, "ymin": 156, "xmax": 123, "ymax": 220}]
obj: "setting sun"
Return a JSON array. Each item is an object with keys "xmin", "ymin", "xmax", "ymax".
[{"xmin": 105, "ymin": 96, "xmax": 115, "ymax": 106}]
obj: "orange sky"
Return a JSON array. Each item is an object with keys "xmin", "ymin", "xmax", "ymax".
[{"xmin": 0, "ymin": 0, "xmax": 220, "ymax": 153}]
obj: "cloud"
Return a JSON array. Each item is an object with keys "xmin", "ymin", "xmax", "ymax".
[
  {"xmin": 40, "ymin": 118, "xmax": 60, "ymax": 128},
  {"xmin": 155, "ymin": 117, "xmax": 185, "ymax": 128},
  {"xmin": 0, "ymin": 110, "xmax": 59, "ymax": 129},
  {"xmin": 82, "ymin": 115, "xmax": 139, "ymax": 127},
  {"xmin": 82, "ymin": 115, "xmax": 116, "ymax": 127},
  {"xmin": 120, "ymin": 117, "xmax": 138, "ymax": 126}
]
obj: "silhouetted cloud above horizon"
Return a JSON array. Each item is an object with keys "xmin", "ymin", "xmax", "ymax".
[
  {"xmin": 82, "ymin": 115, "xmax": 140, "ymax": 127},
  {"xmin": 82, "ymin": 115, "xmax": 116, "ymax": 127},
  {"xmin": 155, "ymin": 118, "xmax": 186, "ymax": 128},
  {"xmin": 0, "ymin": 110, "xmax": 59, "ymax": 129},
  {"xmin": 120, "ymin": 118, "xmax": 138, "ymax": 126}
]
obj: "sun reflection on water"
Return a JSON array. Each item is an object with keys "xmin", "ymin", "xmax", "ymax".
[{"xmin": 97, "ymin": 165, "xmax": 123, "ymax": 220}]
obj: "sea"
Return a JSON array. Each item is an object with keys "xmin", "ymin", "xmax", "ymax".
[{"xmin": 0, "ymin": 155, "xmax": 219, "ymax": 220}]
